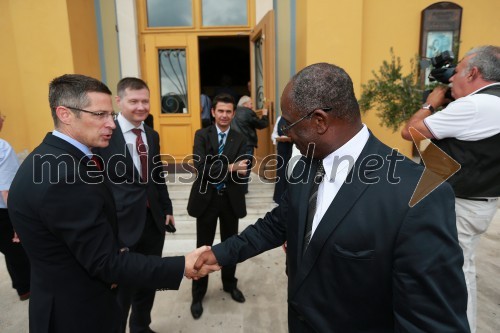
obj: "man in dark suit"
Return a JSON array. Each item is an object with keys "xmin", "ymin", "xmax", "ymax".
[
  {"xmin": 194, "ymin": 63, "xmax": 470, "ymax": 332},
  {"xmin": 8, "ymin": 74, "xmax": 217, "ymax": 333},
  {"xmin": 95, "ymin": 77, "xmax": 174, "ymax": 333},
  {"xmin": 187, "ymin": 93, "xmax": 250, "ymax": 319}
]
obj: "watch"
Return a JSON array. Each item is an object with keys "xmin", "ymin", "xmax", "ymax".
[{"xmin": 422, "ymin": 103, "xmax": 435, "ymax": 114}]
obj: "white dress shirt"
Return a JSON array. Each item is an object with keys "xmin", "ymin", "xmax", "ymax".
[
  {"xmin": 117, "ymin": 113, "xmax": 148, "ymax": 178},
  {"xmin": 311, "ymin": 125, "xmax": 370, "ymax": 237}
]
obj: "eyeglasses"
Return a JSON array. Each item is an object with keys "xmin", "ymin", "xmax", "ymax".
[
  {"xmin": 280, "ymin": 107, "xmax": 332, "ymax": 135},
  {"xmin": 64, "ymin": 106, "xmax": 117, "ymax": 120}
]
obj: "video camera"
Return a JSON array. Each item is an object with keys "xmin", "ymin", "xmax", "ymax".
[
  {"xmin": 423, "ymin": 50, "xmax": 456, "ymax": 101},
  {"xmin": 428, "ymin": 50, "xmax": 456, "ymax": 84}
]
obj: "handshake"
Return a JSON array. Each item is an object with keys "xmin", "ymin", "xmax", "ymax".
[{"xmin": 184, "ymin": 246, "xmax": 220, "ymax": 280}]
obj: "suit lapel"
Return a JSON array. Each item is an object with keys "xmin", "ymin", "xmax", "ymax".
[
  {"xmin": 291, "ymin": 134, "xmax": 383, "ymax": 295},
  {"xmin": 110, "ymin": 121, "xmax": 141, "ymax": 182},
  {"xmin": 44, "ymin": 133, "xmax": 120, "ymax": 236},
  {"xmin": 209, "ymin": 126, "xmax": 220, "ymax": 155},
  {"xmin": 144, "ymin": 125, "xmax": 155, "ymax": 177},
  {"xmin": 294, "ymin": 158, "xmax": 317, "ymax": 261}
]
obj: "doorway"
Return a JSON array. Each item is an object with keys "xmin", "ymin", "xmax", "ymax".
[{"xmin": 198, "ymin": 36, "xmax": 250, "ymax": 106}]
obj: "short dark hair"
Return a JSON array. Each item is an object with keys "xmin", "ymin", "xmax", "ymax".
[
  {"xmin": 290, "ymin": 63, "xmax": 360, "ymax": 123},
  {"xmin": 49, "ymin": 74, "xmax": 112, "ymax": 126},
  {"xmin": 212, "ymin": 93, "xmax": 235, "ymax": 110},
  {"xmin": 117, "ymin": 77, "xmax": 150, "ymax": 98}
]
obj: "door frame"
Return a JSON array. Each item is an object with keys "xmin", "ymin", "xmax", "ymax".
[{"xmin": 250, "ymin": 10, "xmax": 276, "ymax": 179}]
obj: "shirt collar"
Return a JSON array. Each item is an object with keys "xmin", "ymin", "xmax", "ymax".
[
  {"xmin": 468, "ymin": 82, "xmax": 500, "ymax": 96},
  {"xmin": 322, "ymin": 124, "xmax": 370, "ymax": 180},
  {"xmin": 52, "ymin": 130, "xmax": 93, "ymax": 157},
  {"xmin": 215, "ymin": 125, "xmax": 230, "ymax": 136},
  {"xmin": 117, "ymin": 113, "xmax": 145, "ymax": 133}
]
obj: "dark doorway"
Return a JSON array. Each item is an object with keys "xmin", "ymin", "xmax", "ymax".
[{"xmin": 198, "ymin": 36, "xmax": 250, "ymax": 105}]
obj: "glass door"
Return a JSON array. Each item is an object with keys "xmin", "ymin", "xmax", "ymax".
[{"xmin": 142, "ymin": 34, "xmax": 200, "ymax": 163}]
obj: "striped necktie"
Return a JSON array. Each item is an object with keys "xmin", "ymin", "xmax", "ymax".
[
  {"xmin": 216, "ymin": 132, "xmax": 227, "ymax": 191},
  {"xmin": 218, "ymin": 132, "xmax": 226, "ymax": 155},
  {"xmin": 303, "ymin": 160, "xmax": 325, "ymax": 254}
]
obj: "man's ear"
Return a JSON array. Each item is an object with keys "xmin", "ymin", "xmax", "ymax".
[
  {"xmin": 55, "ymin": 106, "xmax": 72, "ymax": 125},
  {"xmin": 469, "ymin": 67, "xmax": 480, "ymax": 81},
  {"xmin": 314, "ymin": 109, "xmax": 329, "ymax": 134}
]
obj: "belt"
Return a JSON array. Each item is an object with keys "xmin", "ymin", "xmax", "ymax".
[
  {"xmin": 456, "ymin": 196, "xmax": 498, "ymax": 202},
  {"xmin": 216, "ymin": 188, "xmax": 227, "ymax": 196}
]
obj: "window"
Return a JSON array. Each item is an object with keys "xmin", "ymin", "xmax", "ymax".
[
  {"xmin": 202, "ymin": 0, "xmax": 247, "ymax": 26},
  {"xmin": 158, "ymin": 49, "xmax": 189, "ymax": 113},
  {"xmin": 146, "ymin": 0, "xmax": 192, "ymax": 27}
]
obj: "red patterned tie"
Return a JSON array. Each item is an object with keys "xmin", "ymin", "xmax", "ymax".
[
  {"xmin": 90, "ymin": 155, "xmax": 102, "ymax": 170},
  {"xmin": 131, "ymin": 128, "xmax": 148, "ymax": 182}
]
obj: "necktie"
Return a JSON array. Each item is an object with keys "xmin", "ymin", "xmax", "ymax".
[
  {"xmin": 90, "ymin": 155, "xmax": 102, "ymax": 171},
  {"xmin": 216, "ymin": 133, "xmax": 226, "ymax": 191},
  {"xmin": 218, "ymin": 132, "xmax": 226, "ymax": 155},
  {"xmin": 131, "ymin": 128, "xmax": 148, "ymax": 181},
  {"xmin": 303, "ymin": 160, "xmax": 325, "ymax": 254}
]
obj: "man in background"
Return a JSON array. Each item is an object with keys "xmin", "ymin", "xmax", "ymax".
[
  {"xmin": 187, "ymin": 94, "xmax": 249, "ymax": 319},
  {"xmin": 402, "ymin": 45, "xmax": 500, "ymax": 333},
  {"xmin": 0, "ymin": 112, "xmax": 31, "ymax": 301},
  {"xmin": 231, "ymin": 95, "xmax": 269, "ymax": 193},
  {"xmin": 96, "ymin": 77, "xmax": 176, "ymax": 333}
]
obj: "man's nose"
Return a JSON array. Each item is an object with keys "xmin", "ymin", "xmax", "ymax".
[{"xmin": 106, "ymin": 117, "xmax": 116, "ymax": 129}]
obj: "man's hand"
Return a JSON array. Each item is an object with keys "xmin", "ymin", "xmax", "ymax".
[
  {"xmin": 193, "ymin": 249, "xmax": 219, "ymax": 272},
  {"xmin": 229, "ymin": 159, "xmax": 250, "ymax": 175},
  {"xmin": 276, "ymin": 135, "xmax": 292, "ymax": 143},
  {"xmin": 184, "ymin": 246, "xmax": 220, "ymax": 280},
  {"xmin": 165, "ymin": 215, "xmax": 175, "ymax": 226},
  {"xmin": 262, "ymin": 108, "xmax": 269, "ymax": 116},
  {"xmin": 426, "ymin": 85, "xmax": 450, "ymax": 109}
]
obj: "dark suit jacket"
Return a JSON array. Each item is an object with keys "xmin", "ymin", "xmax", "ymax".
[
  {"xmin": 187, "ymin": 125, "xmax": 247, "ymax": 218},
  {"xmin": 8, "ymin": 134, "xmax": 184, "ymax": 333},
  {"xmin": 95, "ymin": 121, "xmax": 172, "ymax": 247},
  {"xmin": 212, "ymin": 134, "xmax": 469, "ymax": 332}
]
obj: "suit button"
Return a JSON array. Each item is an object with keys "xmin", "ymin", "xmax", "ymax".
[{"xmin": 297, "ymin": 315, "xmax": 305, "ymax": 321}]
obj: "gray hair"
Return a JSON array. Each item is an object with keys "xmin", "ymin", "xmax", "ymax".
[
  {"xmin": 289, "ymin": 63, "xmax": 360, "ymax": 123},
  {"xmin": 237, "ymin": 95, "xmax": 251, "ymax": 106},
  {"xmin": 464, "ymin": 45, "xmax": 500, "ymax": 82}
]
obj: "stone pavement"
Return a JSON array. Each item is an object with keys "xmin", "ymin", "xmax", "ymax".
[{"xmin": 1, "ymin": 190, "xmax": 499, "ymax": 332}]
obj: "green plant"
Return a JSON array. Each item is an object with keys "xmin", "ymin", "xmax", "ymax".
[{"xmin": 359, "ymin": 49, "xmax": 425, "ymax": 132}]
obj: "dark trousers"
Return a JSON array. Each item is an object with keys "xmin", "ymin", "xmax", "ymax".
[
  {"xmin": 192, "ymin": 192, "xmax": 239, "ymax": 302},
  {"xmin": 0, "ymin": 209, "xmax": 30, "ymax": 296},
  {"xmin": 117, "ymin": 209, "xmax": 165, "ymax": 333}
]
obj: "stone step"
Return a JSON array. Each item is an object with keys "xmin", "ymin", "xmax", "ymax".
[{"xmin": 161, "ymin": 172, "xmax": 276, "ymax": 254}]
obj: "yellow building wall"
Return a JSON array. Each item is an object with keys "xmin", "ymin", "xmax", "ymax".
[
  {"xmin": 0, "ymin": 0, "xmax": 101, "ymax": 152},
  {"xmin": 295, "ymin": 0, "xmax": 500, "ymax": 157}
]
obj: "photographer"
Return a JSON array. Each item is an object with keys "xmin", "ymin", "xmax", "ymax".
[{"xmin": 401, "ymin": 45, "xmax": 500, "ymax": 333}]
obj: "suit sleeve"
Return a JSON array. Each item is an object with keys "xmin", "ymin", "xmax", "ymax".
[
  {"xmin": 212, "ymin": 191, "xmax": 288, "ymax": 265},
  {"xmin": 39, "ymin": 180, "xmax": 184, "ymax": 289},
  {"xmin": 392, "ymin": 183, "xmax": 469, "ymax": 332},
  {"xmin": 250, "ymin": 111, "xmax": 269, "ymax": 129}
]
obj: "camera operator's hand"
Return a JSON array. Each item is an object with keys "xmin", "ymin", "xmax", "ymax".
[{"xmin": 426, "ymin": 86, "xmax": 451, "ymax": 109}]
